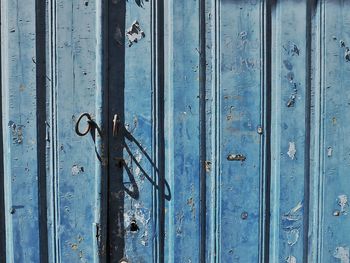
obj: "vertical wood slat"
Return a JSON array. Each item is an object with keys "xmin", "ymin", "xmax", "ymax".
[
  {"xmin": 310, "ymin": 1, "xmax": 350, "ymax": 262},
  {"xmin": 164, "ymin": 0, "xmax": 202, "ymax": 262},
  {"xmin": 270, "ymin": 1, "xmax": 312, "ymax": 262},
  {"xmin": 0, "ymin": 1, "xmax": 6, "ymax": 262},
  {"xmin": 46, "ymin": 0, "xmax": 103, "ymax": 262},
  {"xmin": 214, "ymin": 1, "xmax": 267, "ymax": 262},
  {"xmin": 1, "ymin": 0, "xmax": 42, "ymax": 261},
  {"xmin": 94, "ymin": 0, "xmax": 108, "ymax": 261}
]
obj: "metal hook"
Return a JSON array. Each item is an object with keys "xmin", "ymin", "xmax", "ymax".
[{"xmin": 75, "ymin": 113, "xmax": 93, "ymax": 136}]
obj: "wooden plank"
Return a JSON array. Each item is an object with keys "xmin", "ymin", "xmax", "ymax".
[
  {"xmin": 164, "ymin": 0, "xmax": 202, "ymax": 262},
  {"xmin": 270, "ymin": 1, "xmax": 311, "ymax": 262},
  {"xmin": 0, "ymin": 1, "xmax": 7, "ymax": 262},
  {"xmin": 310, "ymin": 1, "xmax": 350, "ymax": 262},
  {"xmin": 210, "ymin": 0, "xmax": 267, "ymax": 262},
  {"xmin": 46, "ymin": 0, "xmax": 105, "ymax": 262},
  {"xmin": 1, "ymin": 0, "xmax": 43, "ymax": 261}
]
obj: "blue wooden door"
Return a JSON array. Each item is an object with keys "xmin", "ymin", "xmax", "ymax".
[{"xmin": 2, "ymin": 0, "xmax": 350, "ymax": 263}]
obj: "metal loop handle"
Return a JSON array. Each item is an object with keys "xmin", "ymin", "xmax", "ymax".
[{"xmin": 75, "ymin": 113, "xmax": 93, "ymax": 136}]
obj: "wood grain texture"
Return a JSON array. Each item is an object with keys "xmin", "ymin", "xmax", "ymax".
[
  {"xmin": 1, "ymin": 0, "xmax": 43, "ymax": 261},
  {"xmin": 270, "ymin": 1, "xmax": 311, "ymax": 262}
]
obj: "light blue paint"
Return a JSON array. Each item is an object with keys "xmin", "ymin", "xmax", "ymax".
[
  {"xmin": 310, "ymin": 1, "xmax": 350, "ymax": 263},
  {"xmin": 270, "ymin": 1, "xmax": 310, "ymax": 262},
  {"xmin": 45, "ymin": 0, "xmax": 103, "ymax": 262},
  {"xmin": 164, "ymin": 0, "xmax": 202, "ymax": 262},
  {"xmin": 1, "ymin": 0, "xmax": 41, "ymax": 261}
]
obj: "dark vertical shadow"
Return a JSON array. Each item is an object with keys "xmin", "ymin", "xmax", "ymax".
[
  {"xmin": 263, "ymin": 1, "xmax": 272, "ymax": 262},
  {"xmin": 35, "ymin": 0, "xmax": 49, "ymax": 262},
  {"xmin": 153, "ymin": 0, "xmax": 165, "ymax": 261},
  {"xmin": 199, "ymin": 0, "xmax": 207, "ymax": 261},
  {"xmin": 0, "ymin": 3, "xmax": 6, "ymax": 262},
  {"xmin": 107, "ymin": 1, "xmax": 171, "ymax": 262},
  {"xmin": 303, "ymin": 1, "xmax": 315, "ymax": 262},
  {"xmin": 107, "ymin": 1, "xmax": 126, "ymax": 261}
]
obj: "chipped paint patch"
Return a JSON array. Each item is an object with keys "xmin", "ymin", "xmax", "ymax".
[
  {"xmin": 125, "ymin": 202, "xmax": 150, "ymax": 226},
  {"xmin": 71, "ymin": 243, "xmax": 78, "ymax": 251},
  {"xmin": 327, "ymin": 147, "xmax": 333, "ymax": 157},
  {"xmin": 334, "ymin": 246, "xmax": 349, "ymax": 263},
  {"xmin": 205, "ymin": 161, "xmax": 211, "ymax": 172},
  {"xmin": 338, "ymin": 195, "xmax": 348, "ymax": 215},
  {"xmin": 287, "ymin": 93, "xmax": 297, "ymax": 107},
  {"xmin": 291, "ymin": 202, "xmax": 303, "ymax": 214},
  {"xmin": 134, "ymin": 0, "xmax": 149, "ymax": 8},
  {"xmin": 176, "ymin": 210, "xmax": 185, "ymax": 236},
  {"xmin": 345, "ymin": 48, "xmax": 350, "ymax": 62},
  {"xmin": 283, "ymin": 202, "xmax": 302, "ymax": 247},
  {"xmin": 286, "ymin": 255, "xmax": 297, "ymax": 263},
  {"xmin": 8, "ymin": 121, "xmax": 23, "ymax": 144},
  {"xmin": 287, "ymin": 142, "xmax": 296, "ymax": 160},
  {"xmin": 124, "ymin": 202, "xmax": 151, "ymax": 246},
  {"xmin": 283, "ymin": 41, "xmax": 300, "ymax": 56},
  {"xmin": 283, "ymin": 201, "xmax": 303, "ymax": 223},
  {"xmin": 287, "ymin": 229, "xmax": 299, "ymax": 246},
  {"xmin": 126, "ymin": 21, "xmax": 145, "ymax": 47},
  {"xmin": 332, "ymin": 117, "xmax": 337, "ymax": 125},
  {"xmin": 71, "ymin": 165, "xmax": 84, "ymax": 176},
  {"xmin": 239, "ymin": 31, "xmax": 247, "ymax": 40}
]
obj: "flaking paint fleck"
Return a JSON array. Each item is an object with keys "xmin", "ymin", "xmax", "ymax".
[
  {"xmin": 328, "ymin": 147, "xmax": 333, "ymax": 157},
  {"xmin": 126, "ymin": 21, "xmax": 145, "ymax": 47},
  {"xmin": 334, "ymin": 246, "xmax": 349, "ymax": 263},
  {"xmin": 283, "ymin": 202, "xmax": 302, "ymax": 248},
  {"xmin": 340, "ymin": 40, "xmax": 346, "ymax": 47},
  {"xmin": 345, "ymin": 48, "xmax": 350, "ymax": 62},
  {"xmin": 283, "ymin": 41, "xmax": 300, "ymax": 56},
  {"xmin": 205, "ymin": 160, "xmax": 211, "ymax": 172},
  {"xmin": 71, "ymin": 243, "xmax": 78, "ymax": 251},
  {"xmin": 338, "ymin": 195, "xmax": 348, "ymax": 215},
  {"xmin": 71, "ymin": 165, "xmax": 84, "ymax": 176},
  {"xmin": 8, "ymin": 121, "xmax": 23, "ymax": 144},
  {"xmin": 287, "ymin": 142, "xmax": 296, "ymax": 160},
  {"xmin": 286, "ymin": 255, "xmax": 297, "ymax": 263},
  {"xmin": 287, "ymin": 229, "xmax": 299, "ymax": 246},
  {"xmin": 133, "ymin": 0, "xmax": 149, "ymax": 8},
  {"xmin": 287, "ymin": 93, "xmax": 297, "ymax": 107},
  {"xmin": 176, "ymin": 210, "xmax": 185, "ymax": 236}
]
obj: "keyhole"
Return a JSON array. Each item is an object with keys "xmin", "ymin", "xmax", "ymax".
[{"xmin": 129, "ymin": 219, "xmax": 139, "ymax": 232}]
